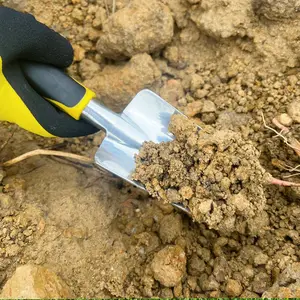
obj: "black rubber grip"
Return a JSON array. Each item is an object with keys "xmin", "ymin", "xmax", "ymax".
[{"xmin": 21, "ymin": 61, "xmax": 86, "ymax": 107}]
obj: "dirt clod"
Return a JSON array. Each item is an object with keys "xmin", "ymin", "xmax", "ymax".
[
  {"xmin": 0, "ymin": 265, "xmax": 74, "ymax": 298},
  {"xmin": 151, "ymin": 245, "xmax": 186, "ymax": 287},
  {"xmin": 97, "ymin": 0, "xmax": 174, "ymax": 60},
  {"xmin": 225, "ymin": 279, "xmax": 243, "ymax": 297},
  {"xmin": 287, "ymin": 99, "xmax": 300, "ymax": 123},
  {"xmin": 84, "ymin": 53, "xmax": 161, "ymax": 111},
  {"xmin": 159, "ymin": 214, "xmax": 182, "ymax": 244}
]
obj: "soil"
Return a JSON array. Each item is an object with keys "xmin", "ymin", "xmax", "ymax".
[
  {"xmin": 0, "ymin": 0, "xmax": 300, "ymax": 297},
  {"xmin": 133, "ymin": 114, "xmax": 270, "ymax": 235}
]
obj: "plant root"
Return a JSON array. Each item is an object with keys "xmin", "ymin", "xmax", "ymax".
[
  {"xmin": 261, "ymin": 112, "xmax": 300, "ymax": 156},
  {"xmin": 268, "ymin": 177, "xmax": 300, "ymax": 187},
  {"xmin": 262, "ymin": 112, "xmax": 300, "ymax": 185},
  {"xmin": 272, "ymin": 117, "xmax": 289, "ymax": 134},
  {"xmin": 1, "ymin": 149, "xmax": 93, "ymax": 168}
]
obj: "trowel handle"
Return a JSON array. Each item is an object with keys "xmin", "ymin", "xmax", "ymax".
[{"xmin": 21, "ymin": 61, "xmax": 96, "ymax": 120}]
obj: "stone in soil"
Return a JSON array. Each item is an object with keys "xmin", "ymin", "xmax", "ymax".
[
  {"xmin": 97, "ymin": 0, "xmax": 174, "ymax": 60},
  {"xmin": 0, "ymin": 265, "xmax": 74, "ymax": 298},
  {"xmin": 151, "ymin": 245, "xmax": 186, "ymax": 287}
]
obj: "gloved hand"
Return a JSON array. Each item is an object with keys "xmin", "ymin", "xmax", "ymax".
[{"xmin": 0, "ymin": 7, "xmax": 98, "ymax": 137}]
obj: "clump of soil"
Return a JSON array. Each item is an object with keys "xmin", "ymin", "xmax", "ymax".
[
  {"xmin": 133, "ymin": 114, "xmax": 270, "ymax": 234},
  {"xmin": 151, "ymin": 245, "xmax": 186, "ymax": 288},
  {"xmin": 97, "ymin": 0, "xmax": 174, "ymax": 59}
]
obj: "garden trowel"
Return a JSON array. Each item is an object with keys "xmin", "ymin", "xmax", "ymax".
[{"xmin": 21, "ymin": 62, "xmax": 195, "ymax": 215}]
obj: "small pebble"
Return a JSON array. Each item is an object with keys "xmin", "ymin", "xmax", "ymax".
[
  {"xmin": 225, "ymin": 279, "xmax": 243, "ymax": 296},
  {"xmin": 277, "ymin": 113, "xmax": 292, "ymax": 126}
]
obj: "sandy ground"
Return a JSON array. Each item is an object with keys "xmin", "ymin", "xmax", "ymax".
[{"xmin": 0, "ymin": 0, "xmax": 300, "ymax": 297}]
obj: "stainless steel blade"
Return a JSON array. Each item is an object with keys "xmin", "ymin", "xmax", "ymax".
[{"xmin": 81, "ymin": 89, "xmax": 197, "ymax": 215}]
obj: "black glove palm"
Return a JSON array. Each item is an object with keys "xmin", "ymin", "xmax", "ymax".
[{"xmin": 0, "ymin": 7, "xmax": 98, "ymax": 137}]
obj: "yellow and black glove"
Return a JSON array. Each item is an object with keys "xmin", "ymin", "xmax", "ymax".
[{"xmin": 0, "ymin": 7, "xmax": 98, "ymax": 137}]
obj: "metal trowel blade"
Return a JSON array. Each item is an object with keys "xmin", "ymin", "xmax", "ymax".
[{"xmin": 92, "ymin": 89, "xmax": 197, "ymax": 215}]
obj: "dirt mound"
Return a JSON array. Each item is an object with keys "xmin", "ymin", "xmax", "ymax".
[{"xmin": 133, "ymin": 115, "xmax": 269, "ymax": 234}]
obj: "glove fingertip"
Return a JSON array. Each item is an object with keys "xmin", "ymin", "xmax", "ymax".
[{"xmin": 57, "ymin": 37, "xmax": 74, "ymax": 68}]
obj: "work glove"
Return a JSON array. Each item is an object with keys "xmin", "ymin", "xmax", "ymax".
[{"xmin": 0, "ymin": 6, "xmax": 98, "ymax": 137}]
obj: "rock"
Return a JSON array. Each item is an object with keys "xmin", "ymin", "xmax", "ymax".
[
  {"xmin": 79, "ymin": 59, "xmax": 101, "ymax": 80},
  {"xmin": 184, "ymin": 101, "xmax": 203, "ymax": 117},
  {"xmin": 202, "ymin": 275, "xmax": 220, "ymax": 291},
  {"xmin": 190, "ymin": 74, "xmax": 205, "ymax": 92},
  {"xmin": 277, "ymin": 113, "xmax": 293, "ymax": 126},
  {"xmin": 151, "ymin": 245, "xmax": 186, "ymax": 287},
  {"xmin": 167, "ymin": 0, "xmax": 189, "ymax": 29},
  {"xmin": 198, "ymin": 200, "xmax": 213, "ymax": 215},
  {"xmin": 241, "ymin": 264, "xmax": 255, "ymax": 280},
  {"xmin": 188, "ymin": 254, "xmax": 206, "ymax": 276},
  {"xmin": 159, "ymin": 80, "xmax": 185, "ymax": 106},
  {"xmin": 97, "ymin": 0, "xmax": 174, "ymax": 59},
  {"xmin": 160, "ymin": 288, "xmax": 174, "ymax": 298},
  {"xmin": 0, "ymin": 194, "xmax": 13, "ymax": 209},
  {"xmin": 202, "ymin": 100, "xmax": 216, "ymax": 113},
  {"xmin": 254, "ymin": 252, "xmax": 269, "ymax": 266},
  {"xmin": 287, "ymin": 99, "xmax": 300, "ymax": 123},
  {"xmin": 84, "ymin": 53, "xmax": 161, "ymax": 111},
  {"xmin": 72, "ymin": 7, "xmax": 84, "ymax": 24},
  {"xmin": 216, "ymin": 112, "xmax": 251, "ymax": 130},
  {"xmin": 273, "ymin": 81, "xmax": 281, "ymax": 89},
  {"xmin": 252, "ymin": 272, "xmax": 271, "ymax": 294},
  {"xmin": 73, "ymin": 45, "xmax": 85, "ymax": 62},
  {"xmin": 92, "ymin": 7, "xmax": 107, "ymax": 29},
  {"xmin": 195, "ymin": 89, "xmax": 209, "ymax": 99},
  {"xmin": 247, "ymin": 210, "xmax": 270, "ymax": 235},
  {"xmin": 264, "ymin": 286, "xmax": 300, "ymax": 298},
  {"xmin": 0, "ymin": 169, "xmax": 5, "ymax": 184},
  {"xmin": 253, "ymin": 0, "xmax": 300, "ymax": 20},
  {"xmin": 191, "ymin": 0, "xmax": 252, "ymax": 38},
  {"xmin": 173, "ymin": 282, "xmax": 183, "ymax": 297},
  {"xmin": 179, "ymin": 186, "xmax": 193, "ymax": 199},
  {"xmin": 163, "ymin": 45, "xmax": 186, "ymax": 68},
  {"xmin": 213, "ymin": 256, "xmax": 231, "ymax": 282},
  {"xmin": 201, "ymin": 112, "xmax": 216, "ymax": 124},
  {"xmin": 241, "ymin": 290, "xmax": 260, "ymax": 298},
  {"xmin": 288, "ymin": 75, "xmax": 298, "ymax": 86},
  {"xmin": 159, "ymin": 214, "xmax": 182, "ymax": 244},
  {"xmin": 0, "ymin": 265, "xmax": 74, "ymax": 298},
  {"xmin": 263, "ymin": 263, "xmax": 300, "ymax": 298},
  {"xmin": 225, "ymin": 279, "xmax": 243, "ymax": 297},
  {"xmin": 278, "ymin": 262, "xmax": 300, "ymax": 286},
  {"xmin": 156, "ymin": 201, "xmax": 174, "ymax": 214}
]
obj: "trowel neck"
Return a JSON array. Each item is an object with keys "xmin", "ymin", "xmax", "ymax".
[{"xmin": 81, "ymin": 99, "xmax": 147, "ymax": 146}]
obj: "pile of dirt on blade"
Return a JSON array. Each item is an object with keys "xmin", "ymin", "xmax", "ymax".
[{"xmin": 133, "ymin": 114, "xmax": 270, "ymax": 234}]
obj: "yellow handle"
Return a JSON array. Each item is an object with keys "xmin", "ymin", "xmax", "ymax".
[{"xmin": 21, "ymin": 62, "xmax": 96, "ymax": 120}]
